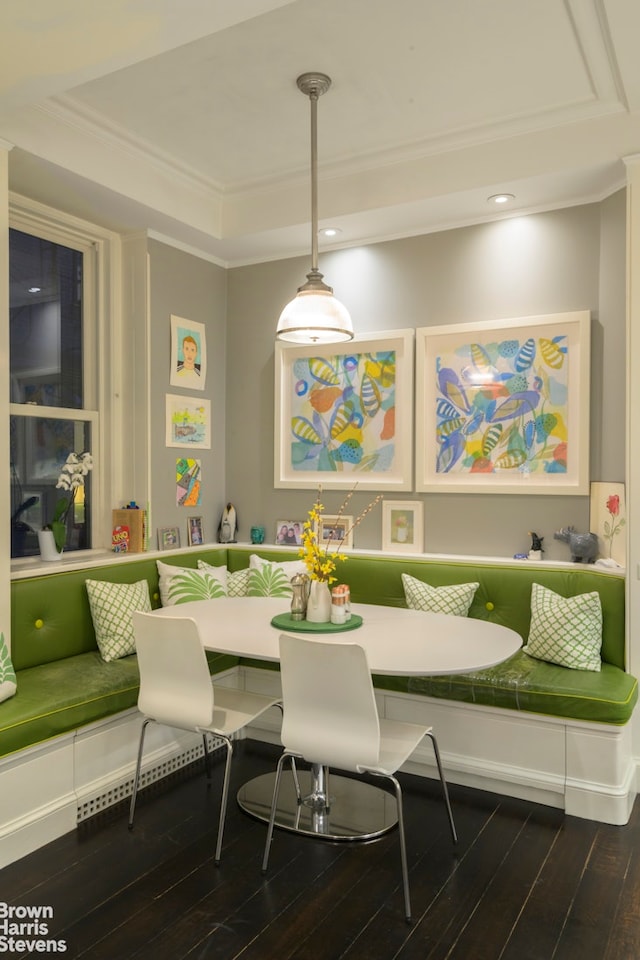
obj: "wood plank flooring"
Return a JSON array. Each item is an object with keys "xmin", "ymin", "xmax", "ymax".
[{"xmin": 2, "ymin": 739, "xmax": 639, "ymax": 960}]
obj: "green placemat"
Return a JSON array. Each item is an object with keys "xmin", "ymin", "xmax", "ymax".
[{"xmin": 271, "ymin": 612, "xmax": 363, "ymax": 633}]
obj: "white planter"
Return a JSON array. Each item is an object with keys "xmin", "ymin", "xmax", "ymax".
[{"xmin": 37, "ymin": 529, "xmax": 63, "ymax": 562}]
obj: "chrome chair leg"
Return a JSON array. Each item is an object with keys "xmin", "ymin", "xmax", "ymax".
[
  {"xmin": 390, "ymin": 774, "xmax": 412, "ymax": 923},
  {"xmin": 426, "ymin": 731, "xmax": 458, "ymax": 844},
  {"xmin": 261, "ymin": 751, "xmax": 289, "ymax": 873},
  {"xmin": 203, "ymin": 733, "xmax": 211, "ymax": 781},
  {"xmin": 128, "ymin": 717, "xmax": 153, "ymax": 829},
  {"xmin": 214, "ymin": 738, "xmax": 233, "ymax": 866}
]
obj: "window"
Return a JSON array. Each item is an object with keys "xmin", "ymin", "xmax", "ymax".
[{"xmin": 9, "ymin": 214, "xmax": 98, "ymax": 558}]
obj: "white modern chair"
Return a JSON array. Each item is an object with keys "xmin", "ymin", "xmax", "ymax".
[
  {"xmin": 129, "ymin": 611, "xmax": 282, "ymax": 864},
  {"xmin": 261, "ymin": 634, "xmax": 457, "ymax": 921}
]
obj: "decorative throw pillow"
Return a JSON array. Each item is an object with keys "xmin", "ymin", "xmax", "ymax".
[
  {"xmin": 402, "ymin": 573, "xmax": 479, "ymax": 617},
  {"xmin": 524, "ymin": 583, "xmax": 602, "ymax": 671},
  {"xmin": 85, "ymin": 579, "xmax": 152, "ymax": 662},
  {"xmin": 157, "ymin": 560, "xmax": 227, "ymax": 607},
  {"xmin": 248, "ymin": 554, "xmax": 306, "ymax": 598},
  {"xmin": 0, "ymin": 633, "xmax": 17, "ymax": 703},
  {"xmin": 199, "ymin": 561, "xmax": 251, "ymax": 597}
]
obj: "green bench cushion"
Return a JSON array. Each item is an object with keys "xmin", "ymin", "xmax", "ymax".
[
  {"xmin": 374, "ymin": 650, "xmax": 638, "ymax": 725},
  {"xmin": 0, "ymin": 649, "xmax": 237, "ymax": 759}
]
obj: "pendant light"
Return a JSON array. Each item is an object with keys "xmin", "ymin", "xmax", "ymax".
[{"xmin": 276, "ymin": 72, "xmax": 354, "ymax": 344}]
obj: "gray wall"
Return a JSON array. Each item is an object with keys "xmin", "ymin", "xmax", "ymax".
[
  {"xmin": 223, "ymin": 196, "xmax": 625, "ymax": 561},
  {"xmin": 148, "ymin": 239, "xmax": 227, "ymax": 547}
]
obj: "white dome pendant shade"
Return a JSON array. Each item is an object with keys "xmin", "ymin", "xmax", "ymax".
[{"xmin": 276, "ymin": 73, "xmax": 354, "ymax": 344}]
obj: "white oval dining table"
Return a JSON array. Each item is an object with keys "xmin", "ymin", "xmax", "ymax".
[{"xmin": 151, "ymin": 596, "xmax": 522, "ymax": 840}]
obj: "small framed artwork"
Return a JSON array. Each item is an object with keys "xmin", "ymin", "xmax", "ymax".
[
  {"xmin": 187, "ymin": 516, "xmax": 204, "ymax": 546},
  {"xmin": 166, "ymin": 394, "xmax": 211, "ymax": 449},
  {"xmin": 382, "ymin": 500, "xmax": 424, "ymax": 554},
  {"xmin": 158, "ymin": 526, "xmax": 181, "ymax": 551},
  {"xmin": 415, "ymin": 311, "xmax": 591, "ymax": 495},
  {"xmin": 318, "ymin": 515, "xmax": 354, "ymax": 550},
  {"xmin": 589, "ymin": 481, "xmax": 626, "ymax": 567},
  {"xmin": 170, "ymin": 315, "xmax": 206, "ymax": 391},
  {"xmin": 275, "ymin": 520, "xmax": 304, "ymax": 545}
]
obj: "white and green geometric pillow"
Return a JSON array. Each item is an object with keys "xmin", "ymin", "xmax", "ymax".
[
  {"xmin": 0, "ymin": 633, "xmax": 17, "ymax": 703},
  {"xmin": 157, "ymin": 560, "xmax": 227, "ymax": 607},
  {"xmin": 402, "ymin": 573, "xmax": 479, "ymax": 617},
  {"xmin": 85, "ymin": 579, "xmax": 152, "ymax": 662},
  {"xmin": 197, "ymin": 560, "xmax": 250, "ymax": 597},
  {"xmin": 248, "ymin": 554, "xmax": 306, "ymax": 598},
  {"xmin": 524, "ymin": 583, "xmax": 602, "ymax": 672}
]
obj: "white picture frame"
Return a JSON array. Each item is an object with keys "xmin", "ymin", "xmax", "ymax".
[
  {"xmin": 382, "ymin": 500, "xmax": 424, "ymax": 554},
  {"xmin": 318, "ymin": 514, "xmax": 354, "ymax": 550},
  {"xmin": 274, "ymin": 329, "xmax": 414, "ymax": 491},
  {"xmin": 170, "ymin": 315, "xmax": 207, "ymax": 391},
  {"xmin": 415, "ymin": 311, "xmax": 591, "ymax": 495},
  {"xmin": 165, "ymin": 394, "xmax": 211, "ymax": 449}
]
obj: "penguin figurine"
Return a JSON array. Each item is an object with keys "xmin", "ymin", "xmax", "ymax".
[{"xmin": 218, "ymin": 503, "xmax": 237, "ymax": 543}]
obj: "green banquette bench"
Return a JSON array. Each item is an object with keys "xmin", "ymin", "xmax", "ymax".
[{"xmin": 3, "ymin": 546, "xmax": 636, "ymax": 762}]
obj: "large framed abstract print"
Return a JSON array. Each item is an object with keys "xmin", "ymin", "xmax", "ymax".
[
  {"xmin": 415, "ymin": 312, "xmax": 590, "ymax": 495},
  {"xmin": 275, "ymin": 330, "xmax": 414, "ymax": 490}
]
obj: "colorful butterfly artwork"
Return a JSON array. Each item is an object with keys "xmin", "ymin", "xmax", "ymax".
[
  {"xmin": 289, "ymin": 351, "xmax": 396, "ymax": 474},
  {"xmin": 433, "ymin": 334, "xmax": 569, "ymax": 477}
]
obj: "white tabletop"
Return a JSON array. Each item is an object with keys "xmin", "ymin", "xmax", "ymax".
[{"xmin": 150, "ymin": 596, "xmax": 522, "ymax": 676}]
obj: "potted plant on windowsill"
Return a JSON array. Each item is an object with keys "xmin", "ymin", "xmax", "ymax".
[{"xmin": 38, "ymin": 452, "xmax": 93, "ymax": 561}]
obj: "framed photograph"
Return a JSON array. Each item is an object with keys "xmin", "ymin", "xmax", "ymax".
[
  {"xmin": 318, "ymin": 515, "xmax": 354, "ymax": 550},
  {"xmin": 382, "ymin": 500, "xmax": 424, "ymax": 554},
  {"xmin": 415, "ymin": 311, "xmax": 590, "ymax": 495},
  {"xmin": 158, "ymin": 526, "xmax": 180, "ymax": 551},
  {"xmin": 170, "ymin": 315, "xmax": 206, "ymax": 391},
  {"xmin": 590, "ymin": 481, "xmax": 626, "ymax": 567},
  {"xmin": 274, "ymin": 329, "xmax": 414, "ymax": 490},
  {"xmin": 275, "ymin": 520, "xmax": 304, "ymax": 545},
  {"xmin": 187, "ymin": 516, "xmax": 204, "ymax": 546},
  {"xmin": 166, "ymin": 394, "xmax": 211, "ymax": 449}
]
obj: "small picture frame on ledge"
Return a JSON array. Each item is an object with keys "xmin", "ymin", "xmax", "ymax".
[
  {"xmin": 158, "ymin": 526, "xmax": 181, "ymax": 551},
  {"xmin": 318, "ymin": 515, "xmax": 354, "ymax": 550},
  {"xmin": 187, "ymin": 516, "xmax": 204, "ymax": 546},
  {"xmin": 382, "ymin": 500, "xmax": 424, "ymax": 554},
  {"xmin": 275, "ymin": 520, "xmax": 304, "ymax": 545}
]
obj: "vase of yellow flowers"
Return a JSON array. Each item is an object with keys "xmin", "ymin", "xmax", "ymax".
[
  {"xmin": 39, "ymin": 451, "xmax": 93, "ymax": 560},
  {"xmin": 299, "ymin": 485, "xmax": 382, "ymax": 623}
]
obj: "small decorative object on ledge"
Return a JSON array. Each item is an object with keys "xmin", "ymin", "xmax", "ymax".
[
  {"xmin": 37, "ymin": 529, "xmax": 63, "ymax": 563},
  {"xmin": 250, "ymin": 525, "xmax": 266, "ymax": 544},
  {"xmin": 554, "ymin": 526, "xmax": 598, "ymax": 563},
  {"xmin": 218, "ymin": 503, "xmax": 237, "ymax": 543},
  {"xmin": 528, "ymin": 531, "xmax": 544, "ymax": 561}
]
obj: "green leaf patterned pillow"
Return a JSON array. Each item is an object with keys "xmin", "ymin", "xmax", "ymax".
[
  {"xmin": 248, "ymin": 555, "xmax": 306, "ymax": 598},
  {"xmin": 198, "ymin": 561, "xmax": 249, "ymax": 597},
  {"xmin": 524, "ymin": 583, "xmax": 602, "ymax": 672},
  {"xmin": 157, "ymin": 560, "xmax": 227, "ymax": 607},
  {"xmin": 86, "ymin": 579, "xmax": 152, "ymax": 662},
  {"xmin": 0, "ymin": 632, "xmax": 17, "ymax": 703},
  {"xmin": 402, "ymin": 573, "xmax": 479, "ymax": 617}
]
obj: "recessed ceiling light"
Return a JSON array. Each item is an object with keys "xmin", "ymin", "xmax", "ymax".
[
  {"xmin": 28, "ymin": 286, "xmax": 41, "ymax": 293},
  {"xmin": 487, "ymin": 193, "xmax": 515, "ymax": 205},
  {"xmin": 319, "ymin": 227, "xmax": 341, "ymax": 238}
]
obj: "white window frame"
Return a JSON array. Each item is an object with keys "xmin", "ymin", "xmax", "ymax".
[{"xmin": 9, "ymin": 194, "xmax": 121, "ymax": 560}]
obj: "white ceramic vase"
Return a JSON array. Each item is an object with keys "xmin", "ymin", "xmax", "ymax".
[
  {"xmin": 38, "ymin": 529, "xmax": 63, "ymax": 562},
  {"xmin": 306, "ymin": 580, "xmax": 332, "ymax": 623}
]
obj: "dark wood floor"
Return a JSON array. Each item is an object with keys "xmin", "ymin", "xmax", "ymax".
[{"xmin": 2, "ymin": 739, "xmax": 640, "ymax": 960}]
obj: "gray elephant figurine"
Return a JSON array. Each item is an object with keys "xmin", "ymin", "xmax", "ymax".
[{"xmin": 553, "ymin": 526, "xmax": 599, "ymax": 563}]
